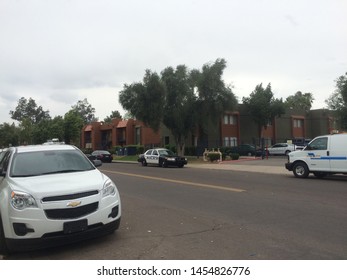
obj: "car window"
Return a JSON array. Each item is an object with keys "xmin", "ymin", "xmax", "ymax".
[
  {"xmin": 145, "ymin": 149, "xmax": 153, "ymax": 155},
  {"xmin": 10, "ymin": 150, "xmax": 94, "ymax": 177},
  {"xmin": 152, "ymin": 150, "xmax": 158, "ymax": 156},
  {"xmin": 306, "ymin": 137, "xmax": 328, "ymax": 150},
  {"xmin": 159, "ymin": 149, "xmax": 174, "ymax": 156}
]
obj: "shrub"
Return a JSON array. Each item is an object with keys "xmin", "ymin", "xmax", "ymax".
[
  {"xmin": 207, "ymin": 152, "xmax": 221, "ymax": 162},
  {"xmin": 230, "ymin": 153, "xmax": 240, "ymax": 160}
]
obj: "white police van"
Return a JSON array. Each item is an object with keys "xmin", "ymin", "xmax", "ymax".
[{"xmin": 285, "ymin": 133, "xmax": 347, "ymax": 178}]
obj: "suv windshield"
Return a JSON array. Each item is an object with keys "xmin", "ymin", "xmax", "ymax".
[{"xmin": 10, "ymin": 149, "xmax": 94, "ymax": 177}]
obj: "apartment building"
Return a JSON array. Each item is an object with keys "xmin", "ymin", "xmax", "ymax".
[{"xmin": 81, "ymin": 107, "xmax": 336, "ymax": 153}]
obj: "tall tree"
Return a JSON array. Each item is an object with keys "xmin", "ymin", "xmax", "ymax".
[
  {"xmin": 119, "ymin": 59, "xmax": 237, "ymax": 155},
  {"xmin": 161, "ymin": 65, "xmax": 196, "ymax": 155},
  {"xmin": 10, "ymin": 97, "xmax": 50, "ymax": 124},
  {"xmin": 71, "ymin": 98, "xmax": 97, "ymax": 124},
  {"xmin": 193, "ymin": 59, "xmax": 238, "ymax": 133},
  {"xmin": 0, "ymin": 122, "xmax": 19, "ymax": 147},
  {"xmin": 285, "ymin": 91, "xmax": 314, "ymax": 111},
  {"xmin": 326, "ymin": 72, "xmax": 347, "ymax": 130},
  {"xmin": 119, "ymin": 70, "xmax": 166, "ymax": 132},
  {"xmin": 242, "ymin": 83, "xmax": 285, "ymax": 139},
  {"xmin": 64, "ymin": 110, "xmax": 84, "ymax": 145},
  {"xmin": 9, "ymin": 97, "xmax": 51, "ymax": 144}
]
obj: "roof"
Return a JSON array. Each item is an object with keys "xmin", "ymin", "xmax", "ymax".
[
  {"xmin": 117, "ymin": 120, "xmax": 128, "ymax": 128},
  {"xmin": 13, "ymin": 144, "xmax": 76, "ymax": 153},
  {"xmin": 84, "ymin": 125, "xmax": 93, "ymax": 131}
]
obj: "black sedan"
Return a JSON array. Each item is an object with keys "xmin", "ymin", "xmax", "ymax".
[
  {"xmin": 138, "ymin": 148, "xmax": 187, "ymax": 168},
  {"xmin": 91, "ymin": 150, "xmax": 113, "ymax": 163}
]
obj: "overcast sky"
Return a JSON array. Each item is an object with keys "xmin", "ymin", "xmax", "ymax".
[{"xmin": 1, "ymin": 0, "xmax": 346, "ymax": 123}]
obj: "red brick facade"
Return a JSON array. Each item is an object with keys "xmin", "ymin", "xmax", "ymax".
[
  {"xmin": 81, "ymin": 118, "xmax": 161, "ymax": 150},
  {"xmin": 81, "ymin": 108, "xmax": 336, "ymax": 152}
]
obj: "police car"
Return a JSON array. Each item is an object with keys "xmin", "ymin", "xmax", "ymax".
[{"xmin": 138, "ymin": 148, "xmax": 187, "ymax": 168}]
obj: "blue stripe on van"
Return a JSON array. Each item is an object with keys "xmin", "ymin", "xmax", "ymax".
[{"xmin": 311, "ymin": 157, "xmax": 347, "ymax": 160}]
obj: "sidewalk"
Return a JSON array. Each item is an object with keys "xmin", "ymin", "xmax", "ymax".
[{"xmin": 188, "ymin": 156, "xmax": 289, "ymax": 175}]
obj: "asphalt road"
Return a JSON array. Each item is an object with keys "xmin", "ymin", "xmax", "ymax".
[{"xmin": 5, "ymin": 158, "xmax": 347, "ymax": 260}]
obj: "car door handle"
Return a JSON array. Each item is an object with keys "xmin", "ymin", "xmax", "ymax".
[{"xmin": 327, "ymin": 151, "xmax": 330, "ymax": 156}]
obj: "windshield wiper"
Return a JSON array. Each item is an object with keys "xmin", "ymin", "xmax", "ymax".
[{"xmin": 40, "ymin": 169, "xmax": 85, "ymax": 175}]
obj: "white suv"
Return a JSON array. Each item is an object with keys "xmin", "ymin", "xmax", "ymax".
[{"xmin": 0, "ymin": 144, "xmax": 121, "ymax": 255}]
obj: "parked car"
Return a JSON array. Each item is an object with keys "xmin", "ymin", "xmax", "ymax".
[
  {"xmin": 138, "ymin": 148, "xmax": 188, "ymax": 168},
  {"xmin": 267, "ymin": 143, "xmax": 297, "ymax": 155},
  {"xmin": 229, "ymin": 144, "xmax": 262, "ymax": 157},
  {"xmin": 91, "ymin": 150, "xmax": 113, "ymax": 163},
  {"xmin": 0, "ymin": 144, "xmax": 121, "ymax": 254}
]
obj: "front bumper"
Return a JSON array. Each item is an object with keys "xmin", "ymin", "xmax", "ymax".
[{"xmin": 5, "ymin": 218, "xmax": 120, "ymax": 253}]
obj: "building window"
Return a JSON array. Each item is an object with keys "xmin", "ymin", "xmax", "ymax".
[
  {"xmin": 293, "ymin": 119, "xmax": 304, "ymax": 128},
  {"xmin": 224, "ymin": 115, "xmax": 229, "ymax": 124},
  {"xmin": 224, "ymin": 114, "xmax": 237, "ymax": 125},
  {"xmin": 224, "ymin": 137, "xmax": 237, "ymax": 147},
  {"xmin": 164, "ymin": 136, "xmax": 170, "ymax": 145}
]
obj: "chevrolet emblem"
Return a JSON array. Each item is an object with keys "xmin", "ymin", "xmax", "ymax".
[{"xmin": 67, "ymin": 201, "xmax": 82, "ymax": 207}]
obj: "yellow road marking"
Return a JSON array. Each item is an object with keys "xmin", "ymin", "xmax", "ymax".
[{"xmin": 100, "ymin": 169, "xmax": 245, "ymax": 193}]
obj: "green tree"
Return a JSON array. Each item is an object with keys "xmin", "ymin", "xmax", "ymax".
[
  {"xmin": 161, "ymin": 65, "xmax": 197, "ymax": 155},
  {"xmin": 32, "ymin": 116, "xmax": 65, "ymax": 144},
  {"xmin": 0, "ymin": 122, "xmax": 20, "ymax": 147},
  {"xmin": 9, "ymin": 97, "xmax": 51, "ymax": 144},
  {"xmin": 242, "ymin": 83, "xmax": 285, "ymax": 139},
  {"xmin": 326, "ymin": 72, "xmax": 347, "ymax": 130},
  {"xmin": 119, "ymin": 70, "xmax": 166, "ymax": 132},
  {"xmin": 119, "ymin": 59, "xmax": 238, "ymax": 155},
  {"xmin": 64, "ymin": 110, "xmax": 84, "ymax": 145},
  {"xmin": 285, "ymin": 91, "xmax": 314, "ymax": 111},
  {"xmin": 104, "ymin": 110, "xmax": 122, "ymax": 123},
  {"xmin": 10, "ymin": 97, "xmax": 50, "ymax": 124},
  {"xmin": 193, "ymin": 58, "xmax": 238, "ymax": 133},
  {"xmin": 71, "ymin": 98, "xmax": 97, "ymax": 124}
]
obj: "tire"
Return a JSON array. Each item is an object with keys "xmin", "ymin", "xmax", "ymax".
[
  {"xmin": 0, "ymin": 215, "xmax": 9, "ymax": 256},
  {"xmin": 293, "ymin": 162, "xmax": 309, "ymax": 178},
  {"xmin": 161, "ymin": 160, "xmax": 167, "ymax": 168},
  {"xmin": 141, "ymin": 160, "xmax": 147, "ymax": 166}
]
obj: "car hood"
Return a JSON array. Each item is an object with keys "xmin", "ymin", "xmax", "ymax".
[{"xmin": 8, "ymin": 169, "xmax": 108, "ymax": 199}]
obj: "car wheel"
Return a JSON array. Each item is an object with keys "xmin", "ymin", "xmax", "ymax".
[
  {"xmin": 0, "ymin": 215, "xmax": 9, "ymax": 256},
  {"xmin": 161, "ymin": 160, "xmax": 167, "ymax": 168},
  {"xmin": 293, "ymin": 162, "xmax": 309, "ymax": 178},
  {"xmin": 141, "ymin": 160, "xmax": 147, "ymax": 166}
]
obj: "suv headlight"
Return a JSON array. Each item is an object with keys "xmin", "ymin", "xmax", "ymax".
[
  {"xmin": 11, "ymin": 191, "xmax": 38, "ymax": 210},
  {"xmin": 102, "ymin": 179, "xmax": 116, "ymax": 197}
]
